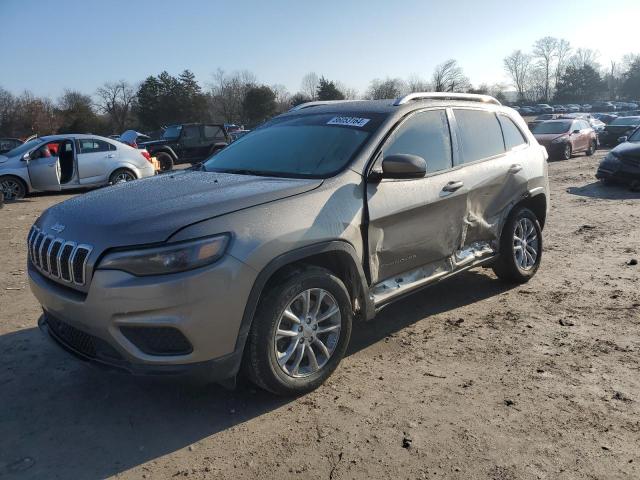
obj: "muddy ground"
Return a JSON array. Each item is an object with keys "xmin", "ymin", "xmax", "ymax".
[{"xmin": 1, "ymin": 149, "xmax": 639, "ymax": 480}]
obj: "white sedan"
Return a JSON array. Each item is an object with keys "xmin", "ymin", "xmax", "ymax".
[{"xmin": 0, "ymin": 134, "xmax": 156, "ymax": 200}]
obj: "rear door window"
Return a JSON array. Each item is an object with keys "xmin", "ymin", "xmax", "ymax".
[
  {"xmin": 383, "ymin": 109, "xmax": 452, "ymax": 174},
  {"xmin": 453, "ymin": 109, "xmax": 505, "ymax": 163},
  {"xmin": 79, "ymin": 138, "xmax": 111, "ymax": 153},
  {"xmin": 204, "ymin": 125, "xmax": 225, "ymax": 141},
  {"xmin": 498, "ymin": 115, "xmax": 527, "ymax": 150}
]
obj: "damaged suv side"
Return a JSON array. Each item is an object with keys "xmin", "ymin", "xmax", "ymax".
[{"xmin": 29, "ymin": 93, "xmax": 549, "ymax": 395}]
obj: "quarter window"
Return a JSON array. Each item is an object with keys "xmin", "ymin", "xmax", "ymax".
[
  {"xmin": 383, "ymin": 110, "xmax": 452, "ymax": 174},
  {"xmin": 453, "ymin": 109, "xmax": 505, "ymax": 163},
  {"xmin": 204, "ymin": 125, "xmax": 225, "ymax": 140},
  {"xmin": 498, "ymin": 115, "xmax": 527, "ymax": 150}
]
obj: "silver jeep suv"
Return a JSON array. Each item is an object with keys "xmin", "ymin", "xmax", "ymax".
[{"xmin": 29, "ymin": 93, "xmax": 549, "ymax": 395}]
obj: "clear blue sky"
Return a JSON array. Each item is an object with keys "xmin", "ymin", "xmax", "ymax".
[{"xmin": 1, "ymin": 0, "xmax": 638, "ymax": 98}]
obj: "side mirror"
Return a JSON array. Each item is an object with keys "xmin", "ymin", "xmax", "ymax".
[
  {"xmin": 21, "ymin": 152, "xmax": 30, "ymax": 162},
  {"xmin": 618, "ymin": 136, "xmax": 628, "ymax": 143},
  {"xmin": 572, "ymin": 129, "xmax": 580, "ymax": 134},
  {"xmin": 381, "ymin": 154, "xmax": 426, "ymax": 179}
]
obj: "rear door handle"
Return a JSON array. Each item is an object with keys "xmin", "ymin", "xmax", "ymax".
[
  {"xmin": 442, "ymin": 180, "xmax": 464, "ymax": 192},
  {"xmin": 508, "ymin": 164, "xmax": 523, "ymax": 174}
]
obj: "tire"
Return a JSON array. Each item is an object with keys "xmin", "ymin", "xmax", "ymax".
[
  {"xmin": 559, "ymin": 143, "xmax": 572, "ymax": 160},
  {"xmin": 108, "ymin": 169, "xmax": 136, "ymax": 185},
  {"xmin": 243, "ymin": 266, "xmax": 353, "ymax": 395},
  {"xmin": 492, "ymin": 207, "xmax": 542, "ymax": 284},
  {"xmin": 586, "ymin": 140, "xmax": 596, "ymax": 156},
  {"xmin": 156, "ymin": 152, "xmax": 174, "ymax": 172},
  {"xmin": 0, "ymin": 175, "xmax": 26, "ymax": 200}
]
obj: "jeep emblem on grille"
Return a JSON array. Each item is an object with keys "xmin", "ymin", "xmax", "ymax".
[{"xmin": 50, "ymin": 223, "xmax": 65, "ymax": 234}]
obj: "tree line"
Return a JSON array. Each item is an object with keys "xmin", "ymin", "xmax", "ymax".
[
  {"xmin": 504, "ymin": 36, "xmax": 640, "ymax": 103},
  {"xmin": 1, "ymin": 40, "xmax": 640, "ymax": 139}
]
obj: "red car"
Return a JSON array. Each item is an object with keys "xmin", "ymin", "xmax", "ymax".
[{"xmin": 531, "ymin": 119, "xmax": 598, "ymax": 160}]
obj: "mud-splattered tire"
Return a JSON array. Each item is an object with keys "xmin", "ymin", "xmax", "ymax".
[
  {"xmin": 492, "ymin": 207, "xmax": 542, "ymax": 284},
  {"xmin": 243, "ymin": 266, "xmax": 352, "ymax": 396}
]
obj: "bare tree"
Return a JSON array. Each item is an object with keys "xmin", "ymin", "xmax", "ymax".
[
  {"xmin": 366, "ymin": 78, "xmax": 406, "ymax": 99},
  {"xmin": 569, "ymin": 48, "xmax": 600, "ymax": 70},
  {"xmin": 271, "ymin": 83, "xmax": 291, "ymax": 113},
  {"xmin": 554, "ymin": 39, "xmax": 572, "ymax": 91},
  {"xmin": 406, "ymin": 74, "xmax": 431, "ymax": 93},
  {"xmin": 335, "ymin": 81, "xmax": 358, "ymax": 100},
  {"xmin": 209, "ymin": 69, "xmax": 257, "ymax": 123},
  {"xmin": 504, "ymin": 50, "xmax": 532, "ymax": 101},
  {"xmin": 95, "ymin": 80, "xmax": 136, "ymax": 133},
  {"xmin": 300, "ymin": 72, "xmax": 319, "ymax": 100},
  {"xmin": 431, "ymin": 59, "xmax": 470, "ymax": 92},
  {"xmin": 532, "ymin": 37, "xmax": 558, "ymax": 101}
]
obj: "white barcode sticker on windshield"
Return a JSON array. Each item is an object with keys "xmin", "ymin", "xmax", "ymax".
[{"xmin": 327, "ymin": 116, "xmax": 370, "ymax": 127}]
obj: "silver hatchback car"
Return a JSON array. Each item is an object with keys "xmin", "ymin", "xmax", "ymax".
[
  {"xmin": 0, "ymin": 134, "xmax": 155, "ymax": 199},
  {"xmin": 29, "ymin": 93, "xmax": 549, "ymax": 395}
]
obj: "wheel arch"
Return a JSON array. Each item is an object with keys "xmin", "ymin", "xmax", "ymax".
[
  {"xmin": 108, "ymin": 166, "xmax": 138, "ymax": 182},
  {"xmin": 154, "ymin": 147, "xmax": 178, "ymax": 160},
  {"xmin": 234, "ymin": 241, "xmax": 373, "ymax": 357},
  {"xmin": 509, "ymin": 191, "xmax": 547, "ymax": 230}
]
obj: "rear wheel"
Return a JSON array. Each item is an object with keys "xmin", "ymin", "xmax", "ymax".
[
  {"xmin": 0, "ymin": 176, "xmax": 26, "ymax": 200},
  {"xmin": 156, "ymin": 152, "xmax": 174, "ymax": 172},
  {"xmin": 492, "ymin": 207, "xmax": 542, "ymax": 283},
  {"xmin": 243, "ymin": 266, "xmax": 353, "ymax": 395},
  {"xmin": 109, "ymin": 169, "xmax": 136, "ymax": 185},
  {"xmin": 586, "ymin": 140, "xmax": 596, "ymax": 156}
]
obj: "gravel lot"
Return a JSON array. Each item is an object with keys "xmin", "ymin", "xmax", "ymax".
[{"xmin": 1, "ymin": 149, "xmax": 639, "ymax": 480}]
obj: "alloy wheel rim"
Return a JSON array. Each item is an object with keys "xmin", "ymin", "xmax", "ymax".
[
  {"xmin": 274, "ymin": 288, "xmax": 342, "ymax": 378},
  {"xmin": 565, "ymin": 145, "xmax": 571, "ymax": 158},
  {"xmin": 513, "ymin": 217, "xmax": 538, "ymax": 271},
  {"xmin": 114, "ymin": 172, "xmax": 134, "ymax": 183},
  {"xmin": 1, "ymin": 179, "xmax": 21, "ymax": 200}
]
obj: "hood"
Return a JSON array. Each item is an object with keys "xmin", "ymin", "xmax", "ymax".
[
  {"xmin": 36, "ymin": 170, "xmax": 323, "ymax": 252},
  {"xmin": 0, "ymin": 155, "xmax": 8, "ymax": 164},
  {"xmin": 533, "ymin": 133, "xmax": 568, "ymax": 146},
  {"xmin": 604, "ymin": 125, "xmax": 638, "ymax": 134},
  {"xmin": 611, "ymin": 141, "xmax": 640, "ymax": 159}
]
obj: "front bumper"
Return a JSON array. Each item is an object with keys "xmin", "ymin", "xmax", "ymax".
[
  {"xmin": 29, "ymin": 254, "xmax": 257, "ymax": 380},
  {"xmin": 596, "ymin": 156, "xmax": 640, "ymax": 184}
]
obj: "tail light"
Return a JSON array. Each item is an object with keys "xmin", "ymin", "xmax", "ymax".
[{"xmin": 140, "ymin": 150, "xmax": 152, "ymax": 163}]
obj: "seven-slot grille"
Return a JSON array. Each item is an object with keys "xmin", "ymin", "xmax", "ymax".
[{"xmin": 27, "ymin": 226, "xmax": 93, "ymax": 286}]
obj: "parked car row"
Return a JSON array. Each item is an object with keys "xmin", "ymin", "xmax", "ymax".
[{"xmin": 514, "ymin": 101, "xmax": 640, "ymax": 116}]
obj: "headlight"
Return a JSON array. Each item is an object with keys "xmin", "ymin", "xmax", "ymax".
[
  {"xmin": 97, "ymin": 234, "xmax": 230, "ymax": 276},
  {"xmin": 604, "ymin": 151, "xmax": 619, "ymax": 162},
  {"xmin": 551, "ymin": 135, "xmax": 569, "ymax": 144}
]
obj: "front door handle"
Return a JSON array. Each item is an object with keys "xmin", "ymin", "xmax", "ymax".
[
  {"xmin": 508, "ymin": 164, "xmax": 523, "ymax": 174},
  {"xmin": 442, "ymin": 180, "xmax": 464, "ymax": 192},
  {"xmin": 106, "ymin": 154, "xmax": 115, "ymax": 158}
]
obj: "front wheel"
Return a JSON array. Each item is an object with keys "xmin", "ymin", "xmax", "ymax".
[
  {"xmin": 492, "ymin": 207, "xmax": 542, "ymax": 283},
  {"xmin": 559, "ymin": 143, "xmax": 572, "ymax": 160},
  {"xmin": 243, "ymin": 266, "xmax": 353, "ymax": 395},
  {"xmin": 0, "ymin": 176, "xmax": 26, "ymax": 200},
  {"xmin": 586, "ymin": 140, "xmax": 597, "ymax": 156}
]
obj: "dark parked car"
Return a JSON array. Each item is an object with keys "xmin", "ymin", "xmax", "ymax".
[
  {"xmin": 591, "ymin": 113, "xmax": 618, "ymax": 124},
  {"xmin": 0, "ymin": 138, "xmax": 23, "ymax": 154},
  {"xmin": 140, "ymin": 123, "xmax": 230, "ymax": 171},
  {"xmin": 596, "ymin": 127, "xmax": 640, "ymax": 188},
  {"xmin": 536, "ymin": 104, "xmax": 554, "ymax": 114},
  {"xmin": 532, "ymin": 119, "xmax": 597, "ymax": 160},
  {"xmin": 592, "ymin": 101, "xmax": 617, "ymax": 112},
  {"xmin": 599, "ymin": 117, "xmax": 640, "ymax": 147}
]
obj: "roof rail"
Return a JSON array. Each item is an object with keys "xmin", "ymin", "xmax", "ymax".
[
  {"xmin": 288, "ymin": 100, "xmax": 359, "ymax": 112},
  {"xmin": 393, "ymin": 92, "xmax": 502, "ymax": 106}
]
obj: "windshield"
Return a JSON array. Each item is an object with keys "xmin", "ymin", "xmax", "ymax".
[
  {"xmin": 610, "ymin": 117, "xmax": 640, "ymax": 126},
  {"xmin": 629, "ymin": 128, "xmax": 640, "ymax": 142},
  {"xmin": 5, "ymin": 138, "xmax": 45, "ymax": 157},
  {"xmin": 162, "ymin": 125, "xmax": 182, "ymax": 139},
  {"xmin": 203, "ymin": 113, "xmax": 383, "ymax": 178},
  {"xmin": 532, "ymin": 121, "xmax": 572, "ymax": 134}
]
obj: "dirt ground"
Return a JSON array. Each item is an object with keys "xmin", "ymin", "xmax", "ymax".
[{"xmin": 1, "ymin": 149, "xmax": 639, "ymax": 480}]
